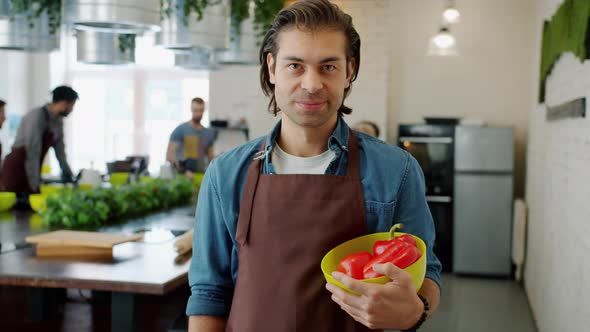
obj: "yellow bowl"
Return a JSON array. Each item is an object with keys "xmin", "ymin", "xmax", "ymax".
[
  {"xmin": 321, "ymin": 229, "xmax": 427, "ymax": 295},
  {"xmin": 41, "ymin": 164, "xmax": 51, "ymax": 174},
  {"xmin": 78, "ymin": 183, "xmax": 93, "ymax": 191},
  {"xmin": 0, "ymin": 192, "xmax": 16, "ymax": 212},
  {"xmin": 192, "ymin": 172, "xmax": 205, "ymax": 188},
  {"xmin": 29, "ymin": 194, "xmax": 47, "ymax": 212},
  {"xmin": 109, "ymin": 172, "xmax": 129, "ymax": 186},
  {"xmin": 40, "ymin": 184, "xmax": 65, "ymax": 195}
]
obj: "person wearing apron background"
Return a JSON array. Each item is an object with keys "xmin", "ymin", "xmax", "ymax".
[
  {"xmin": 0, "ymin": 86, "xmax": 77, "ymax": 194},
  {"xmin": 186, "ymin": 1, "xmax": 441, "ymax": 331},
  {"xmin": 166, "ymin": 97, "xmax": 216, "ymax": 179},
  {"xmin": 0, "ymin": 100, "xmax": 7, "ymax": 168}
]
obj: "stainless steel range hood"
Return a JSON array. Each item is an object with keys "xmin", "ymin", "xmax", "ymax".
[
  {"xmin": 157, "ymin": 0, "xmax": 229, "ymax": 51},
  {"xmin": 64, "ymin": 0, "xmax": 161, "ymax": 33},
  {"xmin": 76, "ymin": 29, "xmax": 135, "ymax": 65},
  {"xmin": 174, "ymin": 48, "xmax": 219, "ymax": 71},
  {"xmin": 0, "ymin": 1, "xmax": 59, "ymax": 52}
]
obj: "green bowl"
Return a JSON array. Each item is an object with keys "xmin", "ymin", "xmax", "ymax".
[
  {"xmin": 193, "ymin": 172, "xmax": 205, "ymax": 188},
  {"xmin": 321, "ymin": 227, "xmax": 427, "ymax": 295},
  {"xmin": 40, "ymin": 184, "xmax": 65, "ymax": 195},
  {"xmin": 29, "ymin": 194, "xmax": 47, "ymax": 212},
  {"xmin": 0, "ymin": 192, "xmax": 16, "ymax": 212},
  {"xmin": 109, "ymin": 172, "xmax": 129, "ymax": 186}
]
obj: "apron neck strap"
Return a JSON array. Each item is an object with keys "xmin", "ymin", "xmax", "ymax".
[
  {"xmin": 346, "ymin": 130, "xmax": 361, "ymax": 177},
  {"xmin": 253, "ymin": 130, "xmax": 361, "ymax": 177}
]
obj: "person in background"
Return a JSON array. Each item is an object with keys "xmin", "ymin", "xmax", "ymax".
[
  {"xmin": 0, "ymin": 100, "xmax": 6, "ymax": 168},
  {"xmin": 166, "ymin": 97, "xmax": 216, "ymax": 179},
  {"xmin": 186, "ymin": 1, "xmax": 441, "ymax": 331},
  {"xmin": 0, "ymin": 86, "xmax": 77, "ymax": 193},
  {"xmin": 352, "ymin": 120, "xmax": 380, "ymax": 138}
]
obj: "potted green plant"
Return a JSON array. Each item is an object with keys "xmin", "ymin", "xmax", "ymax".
[
  {"xmin": 230, "ymin": 0, "xmax": 283, "ymax": 38},
  {"xmin": 9, "ymin": 0, "xmax": 61, "ymax": 34},
  {"xmin": 161, "ymin": 0, "xmax": 223, "ymax": 25}
]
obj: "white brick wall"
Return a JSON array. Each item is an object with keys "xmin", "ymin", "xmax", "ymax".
[{"xmin": 525, "ymin": 1, "xmax": 590, "ymax": 331}]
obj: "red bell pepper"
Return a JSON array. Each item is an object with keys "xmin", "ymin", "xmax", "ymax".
[
  {"xmin": 337, "ymin": 251, "xmax": 373, "ymax": 280},
  {"xmin": 362, "ymin": 241, "xmax": 421, "ymax": 279},
  {"xmin": 396, "ymin": 234, "xmax": 417, "ymax": 247},
  {"xmin": 372, "ymin": 234, "xmax": 417, "ymax": 256}
]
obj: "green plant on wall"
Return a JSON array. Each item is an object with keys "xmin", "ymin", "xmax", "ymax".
[
  {"xmin": 230, "ymin": 0, "xmax": 283, "ymax": 39},
  {"xmin": 161, "ymin": 0, "xmax": 224, "ymax": 26},
  {"xmin": 9, "ymin": 0, "xmax": 61, "ymax": 34},
  {"xmin": 118, "ymin": 33, "xmax": 136, "ymax": 53},
  {"xmin": 253, "ymin": 0, "xmax": 283, "ymax": 39},
  {"xmin": 231, "ymin": 0, "xmax": 250, "ymax": 33},
  {"xmin": 539, "ymin": 0, "xmax": 590, "ymax": 102}
]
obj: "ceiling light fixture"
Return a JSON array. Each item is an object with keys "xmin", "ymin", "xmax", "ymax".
[
  {"xmin": 427, "ymin": 27, "xmax": 458, "ymax": 56},
  {"xmin": 442, "ymin": 1, "xmax": 460, "ymax": 24}
]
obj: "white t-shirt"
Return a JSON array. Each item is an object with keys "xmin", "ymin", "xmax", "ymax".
[{"xmin": 271, "ymin": 143, "xmax": 335, "ymax": 175}]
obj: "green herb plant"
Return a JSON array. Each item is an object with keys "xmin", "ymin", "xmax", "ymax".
[{"xmin": 41, "ymin": 178, "xmax": 194, "ymax": 229}]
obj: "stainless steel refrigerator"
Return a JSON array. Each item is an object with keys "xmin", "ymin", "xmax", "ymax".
[{"xmin": 453, "ymin": 126, "xmax": 514, "ymax": 276}]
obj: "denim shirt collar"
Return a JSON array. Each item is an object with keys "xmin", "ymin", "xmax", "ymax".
[{"xmin": 260, "ymin": 116, "xmax": 351, "ymax": 174}]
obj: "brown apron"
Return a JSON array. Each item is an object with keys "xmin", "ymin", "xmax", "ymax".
[
  {"xmin": 226, "ymin": 130, "xmax": 376, "ymax": 332},
  {"xmin": 1, "ymin": 110, "xmax": 56, "ymax": 192}
]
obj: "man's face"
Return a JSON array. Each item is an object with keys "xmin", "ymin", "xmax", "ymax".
[
  {"xmin": 0, "ymin": 107, "xmax": 5, "ymax": 129},
  {"xmin": 191, "ymin": 102, "xmax": 205, "ymax": 123},
  {"xmin": 267, "ymin": 28, "xmax": 355, "ymax": 130},
  {"xmin": 57, "ymin": 101, "xmax": 76, "ymax": 117}
]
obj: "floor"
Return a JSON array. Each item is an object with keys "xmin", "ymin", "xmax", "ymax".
[
  {"xmin": 412, "ymin": 274, "xmax": 538, "ymax": 332},
  {"xmin": 0, "ymin": 274, "xmax": 537, "ymax": 332},
  {"xmin": 0, "ymin": 286, "xmax": 189, "ymax": 332}
]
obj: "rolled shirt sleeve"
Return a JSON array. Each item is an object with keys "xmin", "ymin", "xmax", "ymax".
[
  {"xmin": 393, "ymin": 154, "xmax": 443, "ymax": 292},
  {"xmin": 186, "ymin": 158, "xmax": 235, "ymax": 317}
]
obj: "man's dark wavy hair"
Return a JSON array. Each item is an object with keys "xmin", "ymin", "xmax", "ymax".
[{"xmin": 259, "ymin": 0, "xmax": 361, "ymax": 117}]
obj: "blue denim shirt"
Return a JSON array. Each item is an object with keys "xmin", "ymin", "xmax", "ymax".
[{"xmin": 186, "ymin": 117, "xmax": 442, "ymax": 317}]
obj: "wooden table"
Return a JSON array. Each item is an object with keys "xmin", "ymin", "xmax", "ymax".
[{"xmin": 0, "ymin": 206, "xmax": 195, "ymax": 332}]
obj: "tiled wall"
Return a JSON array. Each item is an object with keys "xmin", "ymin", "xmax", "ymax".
[{"xmin": 524, "ymin": 0, "xmax": 590, "ymax": 331}]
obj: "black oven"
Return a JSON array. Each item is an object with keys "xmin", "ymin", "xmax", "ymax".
[{"xmin": 398, "ymin": 124, "xmax": 454, "ymax": 272}]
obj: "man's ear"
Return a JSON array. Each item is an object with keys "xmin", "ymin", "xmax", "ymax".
[
  {"xmin": 345, "ymin": 58, "xmax": 356, "ymax": 89},
  {"xmin": 267, "ymin": 53, "xmax": 276, "ymax": 84}
]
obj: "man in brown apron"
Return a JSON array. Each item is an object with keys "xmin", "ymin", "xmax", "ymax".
[
  {"xmin": 187, "ymin": 1, "xmax": 441, "ymax": 331},
  {"xmin": 0, "ymin": 86, "xmax": 77, "ymax": 193}
]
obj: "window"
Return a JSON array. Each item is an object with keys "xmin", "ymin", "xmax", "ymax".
[
  {"xmin": 144, "ymin": 78, "xmax": 210, "ymax": 174},
  {"xmin": 50, "ymin": 36, "xmax": 211, "ymax": 176},
  {"xmin": 66, "ymin": 77, "xmax": 134, "ymax": 173}
]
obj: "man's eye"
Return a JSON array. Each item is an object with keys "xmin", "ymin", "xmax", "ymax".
[
  {"xmin": 323, "ymin": 65, "xmax": 336, "ymax": 72},
  {"xmin": 288, "ymin": 63, "xmax": 300, "ymax": 70}
]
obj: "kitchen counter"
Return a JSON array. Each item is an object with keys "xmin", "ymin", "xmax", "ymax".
[
  {"xmin": 0, "ymin": 204, "xmax": 196, "ymax": 254},
  {"xmin": 0, "ymin": 204, "xmax": 197, "ymax": 332}
]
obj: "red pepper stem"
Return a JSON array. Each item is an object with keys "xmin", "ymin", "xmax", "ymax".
[{"xmin": 389, "ymin": 223, "xmax": 404, "ymax": 240}]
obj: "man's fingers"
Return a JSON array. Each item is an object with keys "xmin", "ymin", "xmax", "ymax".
[
  {"xmin": 325, "ymin": 282, "xmax": 363, "ymax": 309},
  {"xmin": 332, "ymin": 271, "xmax": 373, "ymax": 296}
]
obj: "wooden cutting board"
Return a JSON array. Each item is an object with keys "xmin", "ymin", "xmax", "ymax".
[{"xmin": 25, "ymin": 230, "xmax": 143, "ymax": 259}]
